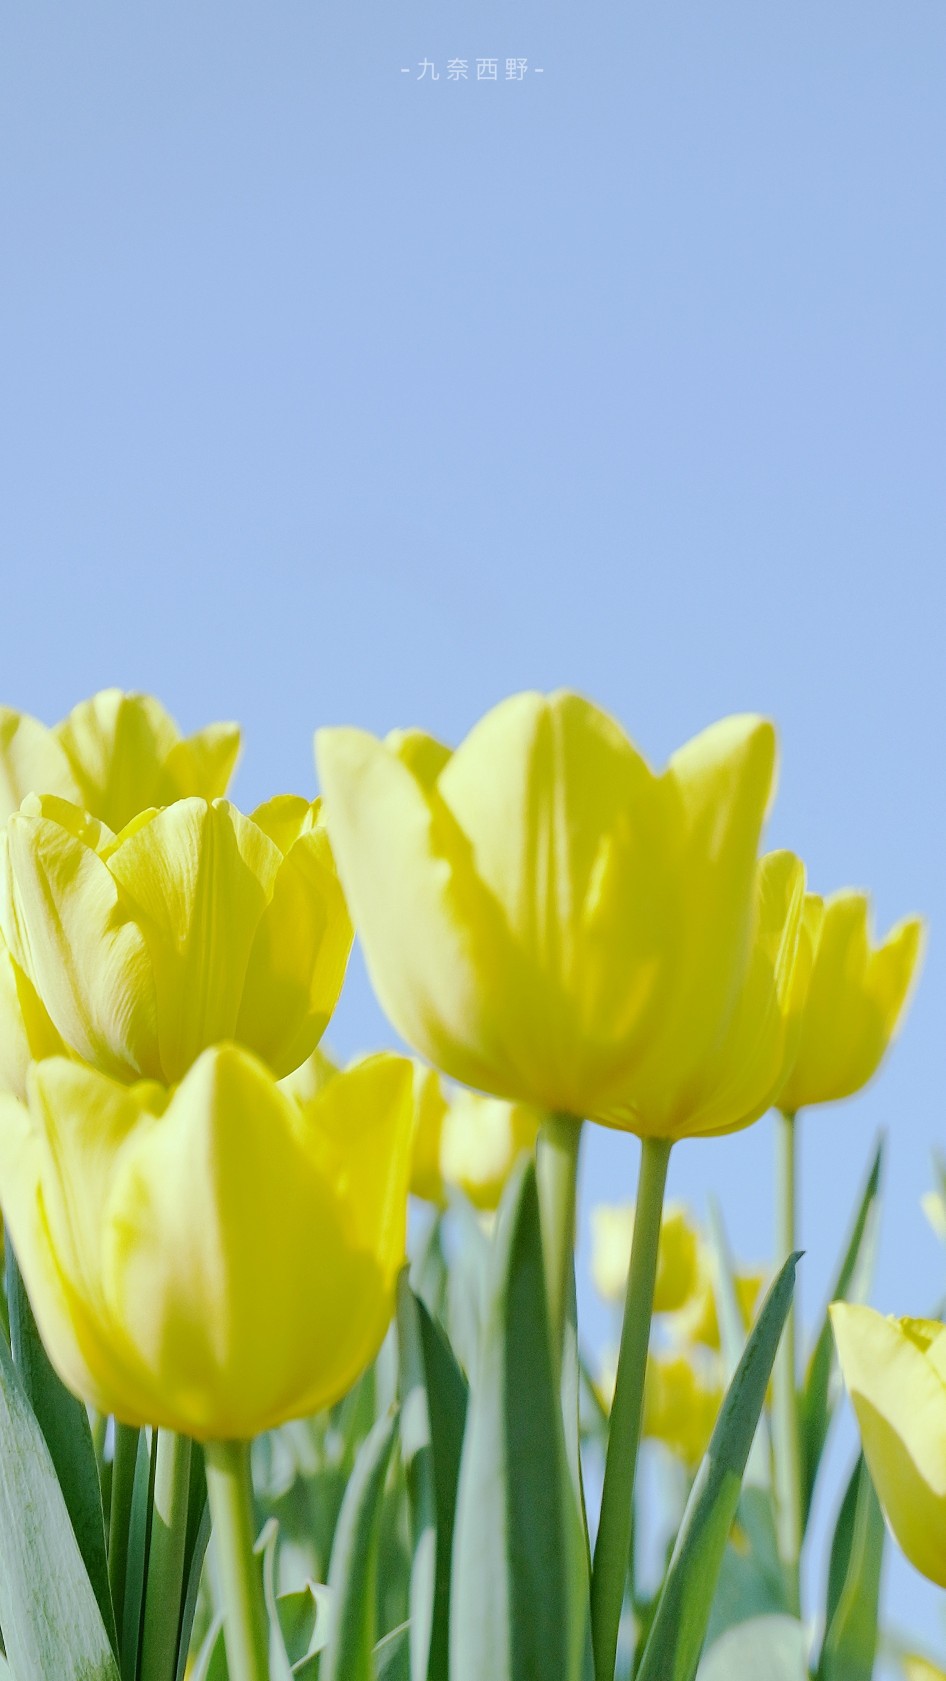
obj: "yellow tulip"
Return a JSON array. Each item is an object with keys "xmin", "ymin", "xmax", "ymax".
[
  {"xmin": 0, "ymin": 1048, "xmax": 413, "ymax": 1438},
  {"xmin": 667, "ymin": 1248, "xmax": 765, "ymax": 1351},
  {"xmin": 831, "ymin": 1303, "xmax": 946, "ymax": 1587},
  {"xmin": 0, "ymin": 793, "xmax": 352, "ymax": 1084},
  {"xmin": 590, "ymin": 1201, "xmax": 699, "ymax": 1313},
  {"xmin": 0, "ymin": 689, "xmax": 240, "ymax": 831},
  {"xmin": 776, "ymin": 890, "xmax": 924, "ymax": 1113},
  {"xmin": 316, "ymin": 692, "xmax": 809, "ymax": 1139},
  {"xmin": 642, "ymin": 1352, "xmax": 723, "ymax": 1467}
]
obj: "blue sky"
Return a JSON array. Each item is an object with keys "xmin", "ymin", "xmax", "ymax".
[{"xmin": 2, "ymin": 1, "xmax": 945, "ymax": 1664}]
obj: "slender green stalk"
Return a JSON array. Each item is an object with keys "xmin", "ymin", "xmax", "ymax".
[
  {"xmin": 536, "ymin": 1112, "xmax": 583, "ymax": 1383},
  {"xmin": 204, "ymin": 1439, "xmax": 269, "ymax": 1681},
  {"xmin": 773, "ymin": 1107, "xmax": 802, "ymax": 1613},
  {"xmin": 139, "ymin": 1430, "xmax": 192, "ymax": 1681},
  {"xmin": 591, "ymin": 1135, "xmax": 671, "ymax": 1681},
  {"xmin": 109, "ymin": 1422, "xmax": 140, "ymax": 1637}
]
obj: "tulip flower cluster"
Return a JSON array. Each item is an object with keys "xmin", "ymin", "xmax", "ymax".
[{"xmin": 0, "ymin": 685, "xmax": 928, "ymax": 1681}]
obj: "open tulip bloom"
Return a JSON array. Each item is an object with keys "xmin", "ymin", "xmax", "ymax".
[{"xmin": 0, "ymin": 791, "xmax": 352, "ymax": 1086}]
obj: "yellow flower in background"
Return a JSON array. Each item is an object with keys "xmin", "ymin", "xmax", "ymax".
[
  {"xmin": 0, "ymin": 1048, "xmax": 413, "ymax": 1438},
  {"xmin": 831, "ymin": 1304, "xmax": 946, "ymax": 1587},
  {"xmin": 776, "ymin": 890, "xmax": 924, "ymax": 1114},
  {"xmin": 642, "ymin": 1352, "xmax": 723, "ymax": 1467},
  {"xmin": 590, "ymin": 1202, "xmax": 699, "ymax": 1313},
  {"xmin": 667, "ymin": 1249, "xmax": 765, "ymax": 1351},
  {"xmin": 0, "ymin": 793, "xmax": 352, "ymax": 1084},
  {"xmin": 316, "ymin": 692, "xmax": 809, "ymax": 1139},
  {"xmin": 0, "ymin": 689, "xmax": 240, "ymax": 831},
  {"xmin": 903, "ymin": 1659, "xmax": 946, "ymax": 1681},
  {"xmin": 410, "ymin": 1065, "xmax": 540, "ymax": 1212}
]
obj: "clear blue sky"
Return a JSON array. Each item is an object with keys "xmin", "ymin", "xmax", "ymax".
[{"xmin": 2, "ymin": 2, "xmax": 944, "ymax": 1664}]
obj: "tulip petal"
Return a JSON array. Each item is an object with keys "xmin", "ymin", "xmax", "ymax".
[
  {"xmin": 779, "ymin": 894, "xmax": 925, "ymax": 1110},
  {"xmin": 105, "ymin": 800, "xmax": 279, "ymax": 1081},
  {"xmin": 0, "ymin": 1077, "xmax": 158, "ymax": 1422},
  {"xmin": 100, "ymin": 1047, "xmax": 412, "ymax": 1437},
  {"xmin": 831, "ymin": 1303, "xmax": 946, "ymax": 1587},
  {"xmin": 0, "ymin": 936, "xmax": 68, "ymax": 1099},
  {"xmin": 236, "ymin": 820, "xmax": 353, "ymax": 1076},
  {"xmin": 0, "ymin": 708, "xmax": 80, "ymax": 824},
  {"xmin": 55, "ymin": 690, "xmax": 181, "ymax": 834},
  {"xmin": 317, "ymin": 725, "xmax": 545, "ymax": 1102},
  {"xmin": 2, "ymin": 807, "xmax": 160, "ymax": 1081},
  {"xmin": 161, "ymin": 722, "xmax": 241, "ymax": 804},
  {"xmin": 682, "ymin": 849, "xmax": 809, "ymax": 1137},
  {"xmin": 629, "ymin": 716, "xmax": 778, "ymax": 1100}
]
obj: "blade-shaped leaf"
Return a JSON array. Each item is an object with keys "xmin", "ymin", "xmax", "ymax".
[
  {"xmin": 397, "ymin": 1275, "xmax": 468, "ymax": 1681},
  {"xmin": 635, "ymin": 1252, "xmax": 800, "ymax": 1681},
  {"xmin": 321, "ymin": 1408, "xmax": 399, "ymax": 1681},
  {"xmin": 0, "ymin": 1332, "xmax": 120, "ymax": 1681},
  {"xmin": 173, "ymin": 1445, "xmax": 210, "ymax": 1681},
  {"xmin": 818, "ymin": 1454, "xmax": 885, "ymax": 1681},
  {"xmin": 5, "ymin": 1244, "xmax": 116, "ymax": 1653},
  {"xmin": 449, "ymin": 1158, "xmax": 592, "ymax": 1681},
  {"xmin": 802, "ymin": 1138, "xmax": 883, "ymax": 1521},
  {"xmin": 121, "ymin": 1429, "xmax": 157, "ymax": 1680}
]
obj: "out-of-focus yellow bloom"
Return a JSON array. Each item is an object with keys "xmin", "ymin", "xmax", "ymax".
[
  {"xmin": 410, "ymin": 1065, "xmax": 539, "ymax": 1211},
  {"xmin": 667, "ymin": 1250, "xmax": 765, "ymax": 1350},
  {"xmin": 776, "ymin": 891, "xmax": 924, "ymax": 1114},
  {"xmin": 590, "ymin": 1202, "xmax": 699, "ymax": 1313},
  {"xmin": 0, "ymin": 689, "xmax": 240, "ymax": 832},
  {"xmin": 0, "ymin": 1049, "xmax": 413, "ymax": 1438},
  {"xmin": 903, "ymin": 1658, "xmax": 946, "ymax": 1681},
  {"xmin": 831, "ymin": 1303, "xmax": 946, "ymax": 1587},
  {"xmin": 0, "ymin": 793, "xmax": 352, "ymax": 1084},
  {"xmin": 641, "ymin": 1353, "xmax": 723, "ymax": 1467},
  {"xmin": 316, "ymin": 693, "xmax": 810, "ymax": 1139}
]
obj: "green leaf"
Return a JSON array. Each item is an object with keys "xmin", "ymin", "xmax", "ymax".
[
  {"xmin": 635, "ymin": 1252, "xmax": 800, "ymax": 1681},
  {"xmin": 698, "ymin": 1614, "xmax": 809, "ymax": 1680},
  {"xmin": 396, "ymin": 1276, "xmax": 468, "ymax": 1681},
  {"xmin": 5, "ymin": 1243, "xmax": 116, "ymax": 1653},
  {"xmin": 0, "ymin": 1331, "xmax": 121, "ymax": 1681},
  {"xmin": 802, "ymin": 1137, "xmax": 883, "ymax": 1522},
  {"xmin": 173, "ymin": 1447, "xmax": 211, "ymax": 1681},
  {"xmin": 121, "ymin": 1429, "xmax": 158, "ymax": 1680},
  {"xmin": 321, "ymin": 1408, "xmax": 399, "ymax": 1681},
  {"xmin": 374, "ymin": 1621, "xmax": 411, "ymax": 1679},
  {"xmin": 449, "ymin": 1158, "xmax": 592, "ymax": 1681},
  {"xmin": 818, "ymin": 1454, "xmax": 885, "ymax": 1681}
]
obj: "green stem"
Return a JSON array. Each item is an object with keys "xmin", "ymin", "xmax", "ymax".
[
  {"xmin": 773, "ymin": 1108, "xmax": 802, "ymax": 1613},
  {"xmin": 204, "ymin": 1440, "xmax": 269, "ymax": 1681},
  {"xmin": 139, "ymin": 1430, "xmax": 192, "ymax": 1681},
  {"xmin": 536, "ymin": 1112, "xmax": 583, "ymax": 1383},
  {"xmin": 109, "ymin": 1422, "xmax": 140, "ymax": 1639},
  {"xmin": 591, "ymin": 1135, "xmax": 671, "ymax": 1681}
]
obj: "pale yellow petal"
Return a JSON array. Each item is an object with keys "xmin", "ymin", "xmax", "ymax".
[
  {"xmin": 0, "ymin": 708, "xmax": 80, "ymax": 822},
  {"xmin": 2, "ymin": 807, "xmax": 159, "ymax": 1080},
  {"xmin": 105, "ymin": 800, "xmax": 279, "ymax": 1081},
  {"xmin": 101, "ymin": 1047, "xmax": 412, "ymax": 1437},
  {"xmin": 236, "ymin": 821, "xmax": 353, "ymax": 1077},
  {"xmin": 55, "ymin": 690, "xmax": 180, "ymax": 833},
  {"xmin": 831, "ymin": 1303, "xmax": 946, "ymax": 1586},
  {"xmin": 161, "ymin": 722, "xmax": 241, "ymax": 804}
]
